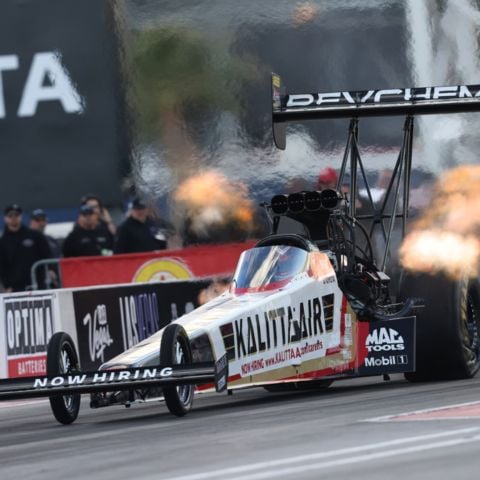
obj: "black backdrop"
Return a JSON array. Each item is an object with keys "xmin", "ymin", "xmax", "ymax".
[{"xmin": 0, "ymin": 0, "xmax": 129, "ymax": 214}]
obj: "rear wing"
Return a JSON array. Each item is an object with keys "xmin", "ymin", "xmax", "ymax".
[{"xmin": 271, "ymin": 73, "xmax": 480, "ymax": 149}]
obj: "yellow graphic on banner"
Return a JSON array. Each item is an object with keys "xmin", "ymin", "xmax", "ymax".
[{"xmin": 133, "ymin": 258, "xmax": 193, "ymax": 283}]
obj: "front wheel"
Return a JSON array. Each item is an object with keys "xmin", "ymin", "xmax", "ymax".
[
  {"xmin": 47, "ymin": 332, "xmax": 81, "ymax": 424},
  {"xmin": 160, "ymin": 324, "xmax": 194, "ymax": 416}
]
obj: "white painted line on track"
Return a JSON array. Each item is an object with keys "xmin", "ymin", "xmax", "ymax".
[
  {"xmin": 0, "ymin": 418, "xmax": 177, "ymax": 454},
  {"xmin": 0, "ymin": 399, "xmax": 48, "ymax": 409},
  {"xmin": 365, "ymin": 400, "xmax": 480, "ymax": 422},
  {"xmin": 206, "ymin": 434, "xmax": 480, "ymax": 480},
  {"xmin": 159, "ymin": 427, "xmax": 480, "ymax": 480}
]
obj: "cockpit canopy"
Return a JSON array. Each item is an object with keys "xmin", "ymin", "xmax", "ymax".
[{"xmin": 232, "ymin": 245, "xmax": 309, "ymax": 293}]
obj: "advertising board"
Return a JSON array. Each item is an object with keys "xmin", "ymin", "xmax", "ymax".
[
  {"xmin": 60, "ymin": 242, "xmax": 253, "ymax": 288},
  {"xmin": 72, "ymin": 280, "xmax": 215, "ymax": 370},
  {"xmin": 3, "ymin": 293, "xmax": 58, "ymax": 378}
]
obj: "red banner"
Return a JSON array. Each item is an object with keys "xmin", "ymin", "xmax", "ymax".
[
  {"xmin": 8, "ymin": 354, "xmax": 47, "ymax": 378},
  {"xmin": 60, "ymin": 241, "xmax": 255, "ymax": 288}
]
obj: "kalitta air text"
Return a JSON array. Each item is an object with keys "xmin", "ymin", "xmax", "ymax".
[{"xmin": 221, "ymin": 295, "xmax": 334, "ymax": 360}]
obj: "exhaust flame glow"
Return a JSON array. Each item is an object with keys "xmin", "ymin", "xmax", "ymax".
[
  {"xmin": 400, "ymin": 229, "xmax": 480, "ymax": 278},
  {"xmin": 399, "ymin": 165, "xmax": 480, "ymax": 279},
  {"xmin": 174, "ymin": 170, "xmax": 254, "ymax": 241},
  {"xmin": 292, "ymin": 2, "xmax": 319, "ymax": 26}
]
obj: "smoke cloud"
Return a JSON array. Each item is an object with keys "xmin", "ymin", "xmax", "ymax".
[{"xmin": 399, "ymin": 165, "xmax": 480, "ymax": 278}]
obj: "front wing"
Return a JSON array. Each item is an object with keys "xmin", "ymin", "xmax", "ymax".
[{"xmin": 0, "ymin": 356, "xmax": 228, "ymax": 401}]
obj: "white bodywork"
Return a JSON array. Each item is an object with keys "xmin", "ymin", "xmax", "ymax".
[{"xmin": 102, "ymin": 246, "xmax": 361, "ymax": 389}]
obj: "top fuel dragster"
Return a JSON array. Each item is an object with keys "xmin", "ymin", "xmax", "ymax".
[{"xmin": 0, "ymin": 74, "xmax": 479, "ymax": 424}]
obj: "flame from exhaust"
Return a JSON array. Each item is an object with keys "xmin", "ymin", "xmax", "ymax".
[
  {"xmin": 399, "ymin": 165, "xmax": 480, "ymax": 279},
  {"xmin": 174, "ymin": 170, "xmax": 254, "ymax": 238},
  {"xmin": 292, "ymin": 2, "xmax": 319, "ymax": 26},
  {"xmin": 400, "ymin": 229, "xmax": 480, "ymax": 278}
]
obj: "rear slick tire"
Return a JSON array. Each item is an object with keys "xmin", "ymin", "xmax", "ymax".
[
  {"xmin": 47, "ymin": 332, "xmax": 81, "ymax": 425},
  {"xmin": 400, "ymin": 273, "xmax": 480, "ymax": 381},
  {"xmin": 160, "ymin": 324, "xmax": 194, "ymax": 416}
]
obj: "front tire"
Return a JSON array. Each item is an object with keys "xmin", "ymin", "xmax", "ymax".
[
  {"xmin": 160, "ymin": 324, "xmax": 194, "ymax": 416},
  {"xmin": 401, "ymin": 273, "xmax": 480, "ymax": 381},
  {"xmin": 47, "ymin": 332, "xmax": 81, "ymax": 424}
]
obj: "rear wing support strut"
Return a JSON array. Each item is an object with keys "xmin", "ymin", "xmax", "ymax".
[{"xmin": 337, "ymin": 116, "xmax": 415, "ymax": 271}]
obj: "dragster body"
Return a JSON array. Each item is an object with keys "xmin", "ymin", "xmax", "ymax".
[{"xmin": 103, "ymin": 240, "xmax": 415, "ymax": 390}]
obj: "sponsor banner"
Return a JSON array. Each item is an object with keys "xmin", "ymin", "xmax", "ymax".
[
  {"xmin": 285, "ymin": 84, "xmax": 480, "ymax": 110},
  {"xmin": 0, "ymin": 363, "xmax": 217, "ymax": 400},
  {"xmin": 8, "ymin": 354, "xmax": 47, "ymax": 379},
  {"xmin": 4, "ymin": 294, "xmax": 56, "ymax": 378},
  {"xmin": 73, "ymin": 280, "xmax": 213, "ymax": 370},
  {"xmin": 214, "ymin": 281, "xmax": 344, "ymax": 379},
  {"xmin": 358, "ymin": 316, "xmax": 416, "ymax": 375},
  {"xmin": 31, "ymin": 367, "xmax": 174, "ymax": 389},
  {"xmin": 60, "ymin": 241, "xmax": 254, "ymax": 288},
  {"xmin": 0, "ymin": 0, "xmax": 127, "ymax": 210}
]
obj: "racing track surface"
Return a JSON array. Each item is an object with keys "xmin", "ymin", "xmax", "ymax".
[{"xmin": 2, "ymin": 374, "xmax": 480, "ymax": 480}]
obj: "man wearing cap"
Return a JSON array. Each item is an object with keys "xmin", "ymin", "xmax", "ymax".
[
  {"xmin": 30, "ymin": 209, "xmax": 61, "ymax": 258},
  {"xmin": 0, "ymin": 204, "xmax": 52, "ymax": 291},
  {"xmin": 62, "ymin": 204, "xmax": 114, "ymax": 257},
  {"xmin": 80, "ymin": 193, "xmax": 116, "ymax": 236},
  {"xmin": 114, "ymin": 198, "xmax": 167, "ymax": 254}
]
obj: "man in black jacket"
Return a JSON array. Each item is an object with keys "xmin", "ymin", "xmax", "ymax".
[
  {"xmin": 0, "ymin": 204, "xmax": 52, "ymax": 291},
  {"xmin": 114, "ymin": 198, "xmax": 167, "ymax": 254},
  {"xmin": 62, "ymin": 204, "xmax": 114, "ymax": 257},
  {"xmin": 30, "ymin": 208, "xmax": 61, "ymax": 258}
]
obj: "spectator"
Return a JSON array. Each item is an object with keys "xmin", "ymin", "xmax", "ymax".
[
  {"xmin": 197, "ymin": 279, "xmax": 230, "ymax": 305},
  {"xmin": 316, "ymin": 167, "xmax": 338, "ymax": 190},
  {"xmin": 0, "ymin": 204, "xmax": 52, "ymax": 291},
  {"xmin": 30, "ymin": 208, "xmax": 61, "ymax": 258},
  {"xmin": 114, "ymin": 198, "xmax": 167, "ymax": 254},
  {"xmin": 62, "ymin": 204, "xmax": 114, "ymax": 257},
  {"xmin": 80, "ymin": 193, "xmax": 116, "ymax": 236}
]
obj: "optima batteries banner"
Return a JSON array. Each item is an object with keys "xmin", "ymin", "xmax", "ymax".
[
  {"xmin": 73, "ymin": 280, "xmax": 214, "ymax": 371},
  {"xmin": 0, "ymin": 0, "xmax": 128, "ymax": 210},
  {"xmin": 4, "ymin": 294, "xmax": 57, "ymax": 378}
]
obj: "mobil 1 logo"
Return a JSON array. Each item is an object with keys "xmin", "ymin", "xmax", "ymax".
[{"xmin": 359, "ymin": 316, "xmax": 416, "ymax": 375}]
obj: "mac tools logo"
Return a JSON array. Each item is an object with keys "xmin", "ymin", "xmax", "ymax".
[
  {"xmin": 360, "ymin": 319, "xmax": 415, "ymax": 374},
  {"xmin": 365, "ymin": 327, "xmax": 405, "ymax": 352},
  {"xmin": 364, "ymin": 328, "xmax": 407, "ymax": 369}
]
